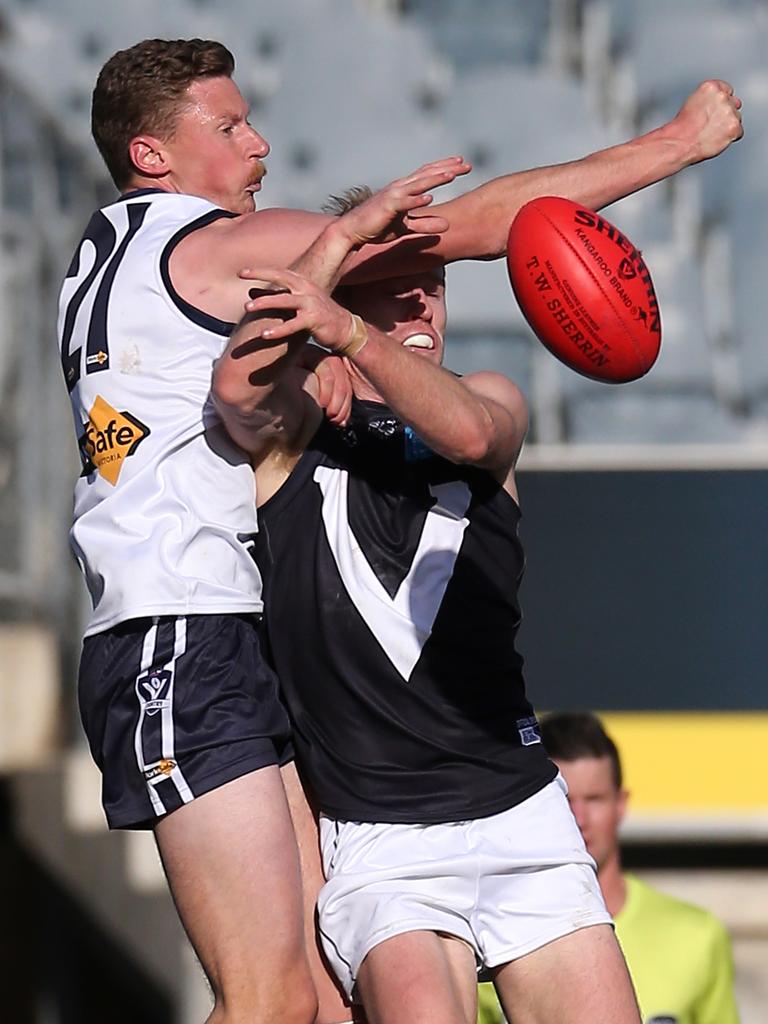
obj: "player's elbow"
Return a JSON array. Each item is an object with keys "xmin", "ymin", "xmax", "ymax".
[
  {"xmin": 212, "ymin": 361, "xmax": 251, "ymax": 418},
  {"xmin": 211, "ymin": 368, "xmax": 254, "ymax": 445},
  {"xmin": 210, "ymin": 391, "xmax": 243, "ymax": 448},
  {"xmin": 211, "ymin": 361, "xmax": 283, "ymax": 454},
  {"xmin": 455, "ymin": 422, "xmax": 494, "ymax": 464}
]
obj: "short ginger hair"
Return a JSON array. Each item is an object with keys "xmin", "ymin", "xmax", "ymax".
[{"xmin": 91, "ymin": 37, "xmax": 235, "ymax": 188}]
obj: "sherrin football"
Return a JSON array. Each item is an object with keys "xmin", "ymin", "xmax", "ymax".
[{"xmin": 506, "ymin": 196, "xmax": 661, "ymax": 383}]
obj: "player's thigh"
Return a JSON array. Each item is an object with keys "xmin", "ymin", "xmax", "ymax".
[
  {"xmin": 155, "ymin": 766, "xmax": 314, "ymax": 1005},
  {"xmin": 282, "ymin": 762, "xmax": 352, "ymax": 1024},
  {"xmin": 357, "ymin": 930, "xmax": 477, "ymax": 1024},
  {"xmin": 493, "ymin": 923, "xmax": 641, "ymax": 1024}
]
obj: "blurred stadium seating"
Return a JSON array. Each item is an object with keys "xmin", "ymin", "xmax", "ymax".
[
  {"xmin": 400, "ymin": 0, "xmax": 552, "ymax": 71},
  {"xmin": 0, "ymin": 0, "xmax": 765, "ymax": 1020},
  {"xmin": 1, "ymin": 0, "xmax": 767, "ymax": 441}
]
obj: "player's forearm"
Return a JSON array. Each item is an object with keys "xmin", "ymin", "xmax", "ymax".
[
  {"xmin": 212, "ymin": 316, "xmax": 306, "ymax": 431},
  {"xmin": 350, "ymin": 331, "xmax": 498, "ymax": 465},
  {"xmin": 432, "ymin": 131, "xmax": 693, "ymax": 262},
  {"xmin": 213, "ymin": 223, "xmax": 354, "ymax": 416},
  {"xmin": 290, "ymin": 218, "xmax": 362, "ymax": 290}
]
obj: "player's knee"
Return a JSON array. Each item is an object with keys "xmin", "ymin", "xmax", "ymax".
[
  {"xmin": 277, "ymin": 975, "xmax": 319, "ymax": 1024},
  {"xmin": 208, "ymin": 971, "xmax": 318, "ymax": 1024}
]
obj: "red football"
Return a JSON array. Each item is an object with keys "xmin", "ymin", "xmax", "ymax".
[{"xmin": 506, "ymin": 196, "xmax": 661, "ymax": 383}]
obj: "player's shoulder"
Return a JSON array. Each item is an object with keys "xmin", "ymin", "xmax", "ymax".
[
  {"xmin": 626, "ymin": 874, "xmax": 731, "ymax": 943},
  {"xmin": 108, "ymin": 188, "xmax": 216, "ymax": 216},
  {"xmin": 460, "ymin": 371, "xmax": 529, "ymax": 423},
  {"xmin": 179, "ymin": 206, "xmax": 334, "ymax": 273},
  {"xmin": 460, "ymin": 371, "xmax": 527, "ymax": 407},
  {"xmin": 211, "ymin": 206, "xmax": 332, "ymax": 245}
]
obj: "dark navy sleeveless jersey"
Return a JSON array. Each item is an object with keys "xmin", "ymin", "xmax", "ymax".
[{"xmin": 256, "ymin": 400, "xmax": 556, "ymax": 823}]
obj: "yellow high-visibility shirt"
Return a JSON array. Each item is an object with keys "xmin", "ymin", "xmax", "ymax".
[
  {"xmin": 614, "ymin": 873, "xmax": 739, "ymax": 1024},
  {"xmin": 477, "ymin": 873, "xmax": 739, "ymax": 1024}
]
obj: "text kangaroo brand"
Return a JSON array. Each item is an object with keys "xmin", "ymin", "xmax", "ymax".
[{"xmin": 573, "ymin": 209, "xmax": 660, "ymax": 334}]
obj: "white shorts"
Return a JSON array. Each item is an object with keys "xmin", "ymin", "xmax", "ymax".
[{"xmin": 317, "ymin": 775, "xmax": 611, "ymax": 999}]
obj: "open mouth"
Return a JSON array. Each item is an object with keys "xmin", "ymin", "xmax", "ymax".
[{"xmin": 402, "ymin": 333, "xmax": 435, "ymax": 351}]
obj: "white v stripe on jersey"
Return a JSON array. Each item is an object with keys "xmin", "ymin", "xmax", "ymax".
[{"xmin": 314, "ymin": 466, "xmax": 471, "ymax": 680}]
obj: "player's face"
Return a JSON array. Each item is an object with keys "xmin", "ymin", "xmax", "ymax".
[
  {"xmin": 554, "ymin": 756, "xmax": 627, "ymax": 871},
  {"xmin": 162, "ymin": 76, "xmax": 269, "ymax": 215},
  {"xmin": 345, "ymin": 271, "xmax": 447, "ymax": 365}
]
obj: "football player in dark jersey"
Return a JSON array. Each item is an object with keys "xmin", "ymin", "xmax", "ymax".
[{"xmin": 212, "ymin": 202, "xmax": 643, "ymax": 1024}]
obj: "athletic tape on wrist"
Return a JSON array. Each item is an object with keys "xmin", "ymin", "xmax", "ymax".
[{"xmin": 338, "ymin": 313, "xmax": 368, "ymax": 358}]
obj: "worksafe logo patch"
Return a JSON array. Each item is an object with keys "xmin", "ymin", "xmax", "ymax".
[{"xmin": 78, "ymin": 394, "xmax": 150, "ymax": 485}]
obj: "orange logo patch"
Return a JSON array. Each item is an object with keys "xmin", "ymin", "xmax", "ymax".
[{"xmin": 79, "ymin": 395, "xmax": 150, "ymax": 485}]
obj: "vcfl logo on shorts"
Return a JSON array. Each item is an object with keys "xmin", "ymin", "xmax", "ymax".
[{"xmin": 137, "ymin": 668, "xmax": 173, "ymax": 716}]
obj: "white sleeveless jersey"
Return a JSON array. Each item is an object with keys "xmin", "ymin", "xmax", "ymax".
[{"xmin": 58, "ymin": 190, "xmax": 263, "ymax": 636}]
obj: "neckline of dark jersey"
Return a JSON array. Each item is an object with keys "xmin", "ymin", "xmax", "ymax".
[
  {"xmin": 257, "ymin": 400, "xmax": 394, "ymax": 518},
  {"xmin": 159, "ymin": 209, "xmax": 238, "ymax": 336},
  {"xmin": 343, "ymin": 400, "xmax": 522, "ymax": 516},
  {"xmin": 257, "ymin": 442, "xmax": 326, "ymax": 520},
  {"xmin": 350, "ymin": 398, "xmax": 395, "ymax": 416},
  {"xmin": 313, "ymin": 398, "xmax": 404, "ymax": 453},
  {"xmin": 258, "ymin": 398, "xmax": 523, "ymax": 519}
]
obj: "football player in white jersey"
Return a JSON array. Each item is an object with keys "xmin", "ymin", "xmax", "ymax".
[{"xmin": 63, "ymin": 35, "xmax": 742, "ymax": 1024}]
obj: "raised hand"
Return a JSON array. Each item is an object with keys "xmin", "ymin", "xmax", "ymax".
[
  {"xmin": 672, "ymin": 79, "xmax": 743, "ymax": 161},
  {"xmin": 334, "ymin": 157, "xmax": 472, "ymax": 248},
  {"xmin": 239, "ymin": 266, "xmax": 358, "ymax": 351}
]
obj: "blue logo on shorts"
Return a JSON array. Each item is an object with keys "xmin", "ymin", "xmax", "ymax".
[{"xmin": 137, "ymin": 669, "xmax": 172, "ymax": 716}]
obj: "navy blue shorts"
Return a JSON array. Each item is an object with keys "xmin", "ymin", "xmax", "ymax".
[{"xmin": 78, "ymin": 614, "xmax": 293, "ymax": 830}]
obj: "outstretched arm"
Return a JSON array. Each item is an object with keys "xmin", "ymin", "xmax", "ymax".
[
  {"xmin": 398, "ymin": 79, "xmax": 745, "ymax": 264},
  {"xmin": 178, "ymin": 80, "xmax": 742, "ymax": 308}
]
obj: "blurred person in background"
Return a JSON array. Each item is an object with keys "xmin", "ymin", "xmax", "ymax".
[
  {"xmin": 479, "ymin": 712, "xmax": 740, "ymax": 1024},
  {"xmin": 60, "ymin": 32, "xmax": 742, "ymax": 1024},
  {"xmin": 542, "ymin": 712, "xmax": 739, "ymax": 1024}
]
